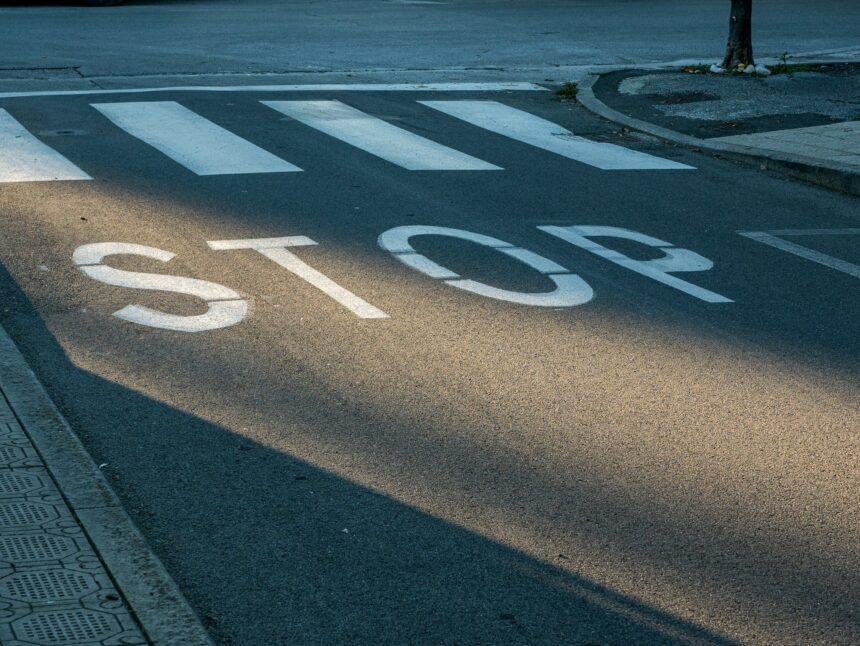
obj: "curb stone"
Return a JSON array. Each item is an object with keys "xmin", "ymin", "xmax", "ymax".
[
  {"xmin": 0, "ymin": 323, "xmax": 213, "ymax": 646},
  {"xmin": 575, "ymin": 71, "xmax": 860, "ymax": 197}
]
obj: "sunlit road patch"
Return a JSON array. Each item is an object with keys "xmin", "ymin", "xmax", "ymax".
[{"xmin": 0, "ymin": 85, "xmax": 857, "ymax": 645}]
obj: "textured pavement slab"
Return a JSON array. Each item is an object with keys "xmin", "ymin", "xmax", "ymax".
[
  {"xmin": 587, "ymin": 64, "xmax": 860, "ymax": 193},
  {"xmin": 618, "ymin": 69, "xmax": 860, "ymax": 122},
  {"xmin": 0, "ymin": 309, "xmax": 213, "ymax": 645},
  {"xmin": 0, "ymin": 400, "xmax": 147, "ymax": 646},
  {"xmin": 595, "ymin": 63, "xmax": 860, "ymax": 139},
  {"xmin": 712, "ymin": 121, "xmax": 860, "ymax": 169}
]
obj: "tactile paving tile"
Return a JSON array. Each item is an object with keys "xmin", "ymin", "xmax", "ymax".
[
  {"xmin": 0, "ymin": 468, "xmax": 57, "ymax": 500},
  {"xmin": 0, "ymin": 422, "xmax": 41, "ymax": 470},
  {"xmin": 0, "ymin": 569, "xmax": 100, "ymax": 604},
  {"xmin": 0, "ymin": 501, "xmax": 60, "ymax": 530},
  {"xmin": 0, "ymin": 401, "xmax": 148, "ymax": 645},
  {"xmin": 15, "ymin": 609, "xmax": 119, "ymax": 644},
  {"xmin": 0, "ymin": 534, "xmax": 79, "ymax": 564},
  {"xmin": 4, "ymin": 606, "xmax": 146, "ymax": 646}
]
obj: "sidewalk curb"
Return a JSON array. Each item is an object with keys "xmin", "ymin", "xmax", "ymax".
[
  {"xmin": 575, "ymin": 72, "xmax": 860, "ymax": 197},
  {"xmin": 0, "ymin": 324, "xmax": 213, "ymax": 646}
]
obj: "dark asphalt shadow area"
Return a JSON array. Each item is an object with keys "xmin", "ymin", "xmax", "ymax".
[
  {"xmin": 0, "ymin": 260, "xmax": 736, "ymax": 645},
  {"xmin": 0, "ymin": 89, "xmax": 856, "ymax": 645}
]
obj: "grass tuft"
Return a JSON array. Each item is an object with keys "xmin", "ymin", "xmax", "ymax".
[
  {"xmin": 769, "ymin": 52, "xmax": 822, "ymax": 76},
  {"xmin": 769, "ymin": 63, "xmax": 819, "ymax": 76},
  {"xmin": 555, "ymin": 82, "xmax": 578, "ymax": 100}
]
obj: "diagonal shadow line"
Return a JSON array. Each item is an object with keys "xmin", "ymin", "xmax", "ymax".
[
  {"xmin": 0, "ymin": 247, "xmax": 740, "ymax": 644},
  {"xmin": 0, "ymin": 166, "xmax": 857, "ymax": 641},
  {"xmin": 0, "ymin": 92, "xmax": 856, "ymax": 644}
]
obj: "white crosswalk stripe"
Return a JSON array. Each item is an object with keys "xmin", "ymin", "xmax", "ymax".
[
  {"xmin": 0, "ymin": 109, "xmax": 91, "ymax": 183},
  {"xmin": 0, "ymin": 98, "xmax": 698, "ymax": 182},
  {"xmin": 420, "ymin": 100, "xmax": 695, "ymax": 170},
  {"xmin": 92, "ymin": 101, "xmax": 302, "ymax": 176},
  {"xmin": 262, "ymin": 100, "xmax": 501, "ymax": 171}
]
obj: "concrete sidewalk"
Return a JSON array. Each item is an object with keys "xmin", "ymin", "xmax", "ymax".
[
  {"xmin": 0, "ymin": 324, "xmax": 211, "ymax": 646},
  {"xmin": 576, "ymin": 62, "xmax": 860, "ymax": 195},
  {"xmin": 712, "ymin": 121, "xmax": 860, "ymax": 168}
]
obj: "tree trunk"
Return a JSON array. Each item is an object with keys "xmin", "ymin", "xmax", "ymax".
[{"xmin": 721, "ymin": 0, "xmax": 754, "ymax": 69}]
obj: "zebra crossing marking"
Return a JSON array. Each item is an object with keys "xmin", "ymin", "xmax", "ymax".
[
  {"xmin": 420, "ymin": 100, "xmax": 695, "ymax": 170},
  {"xmin": 262, "ymin": 100, "xmax": 501, "ymax": 171},
  {"xmin": 92, "ymin": 101, "xmax": 301, "ymax": 176},
  {"xmin": 0, "ymin": 108, "xmax": 91, "ymax": 183},
  {"xmin": 1, "ymin": 97, "xmax": 699, "ymax": 182}
]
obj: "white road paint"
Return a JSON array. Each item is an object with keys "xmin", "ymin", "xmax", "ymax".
[
  {"xmin": 91, "ymin": 101, "xmax": 301, "ymax": 175},
  {"xmin": 378, "ymin": 225, "xmax": 593, "ymax": 307},
  {"xmin": 0, "ymin": 109, "xmax": 91, "ymax": 183},
  {"xmin": 0, "ymin": 83, "xmax": 546, "ymax": 100},
  {"xmin": 539, "ymin": 225, "xmax": 732, "ymax": 303},
  {"xmin": 758, "ymin": 228, "xmax": 860, "ymax": 237},
  {"xmin": 420, "ymin": 101, "xmax": 695, "ymax": 170},
  {"xmin": 207, "ymin": 236, "xmax": 388, "ymax": 319},
  {"xmin": 262, "ymin": 100, "xmax": 500, "ymax": 171},
  {"xmin": 205, "ymin": 236, "xmax": 316, "ymax": 251},
  {"xmin": 738, "ymin": 229, "xmax": 860, "ymax": 279},
  {"xmin": 73, "ymin": 242, "xmax": 247, "ymax": 332}
]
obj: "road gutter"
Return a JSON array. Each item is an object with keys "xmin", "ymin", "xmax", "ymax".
[{"xmin": 0, "ymin": 323, "xmax": 212, "ymax": 645}]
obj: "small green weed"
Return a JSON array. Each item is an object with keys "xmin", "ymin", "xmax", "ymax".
[
  {"xmin": 555, "ymin": 82, "xmax": 578, "ymax": 100},
  {"xmin": 770, "ymin": 53, "xmax": 819, "ymax": 76}
]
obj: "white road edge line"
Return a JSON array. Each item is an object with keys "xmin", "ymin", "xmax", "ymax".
[
  {"xmin": 0, "ymin": 82, "xmax": 548, "ymax": 100},
  {"xmin": 756, "ymin": 228, "xmax": 860, "ymax": 237},
  {"xmin": 738, "ymin": 230, "xmax": 860, "ymax": 279}
]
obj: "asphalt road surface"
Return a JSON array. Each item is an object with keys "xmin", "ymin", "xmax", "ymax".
[
  {"xmin": 2, "ymin": 0, "xmax": 859, "ymax": 78},
  {"xmin": 0, "ymin": 81, "xmax": 857, "ymax": 644}
]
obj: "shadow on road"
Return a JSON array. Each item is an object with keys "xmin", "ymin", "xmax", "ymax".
[
  {"xmin": 0, "ymin": 259, "xmax": 738, "ymax": 644},
  {"xmin": 0, "ymin": 90, "xmax": 856, "ymax": 645}
]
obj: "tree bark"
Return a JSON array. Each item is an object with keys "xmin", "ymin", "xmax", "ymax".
[{"xmin": 721, "ymin": 0, "xmax": 754, "ymax": 69}]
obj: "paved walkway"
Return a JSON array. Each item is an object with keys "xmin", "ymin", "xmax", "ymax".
[
  {"xmin": 582, "ymin": 62, "xmax": 860, "ymax": 194},
  {"xmin": 0, "ymin": 395, "xmax": 147, "ymax": 645},
  {"xmin": 0, "ymin": 325, "xmax": 211, "ymax": 646},
  {"xmin": 712, "ymin": 121, "xmax": 860, "ymax": 169},
  {"xmin": 616, "ymin": 69, "xmax": 859, "ymax": 123}
]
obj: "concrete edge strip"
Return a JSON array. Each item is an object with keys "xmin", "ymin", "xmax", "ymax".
[
  {"xmin": 1, "ymin": 53, "xmax": 856, "ymax": 98},
  {"xmin": 575, "ymin": 73, "xmax": 860, "ymax": 197},
  {"xmin": 0, "ymin": 81, "xmax": 548, "ymax": 99},
  {"xmin": 0, "ymin": 323, "xmax": 213, "ymax": 646}
]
